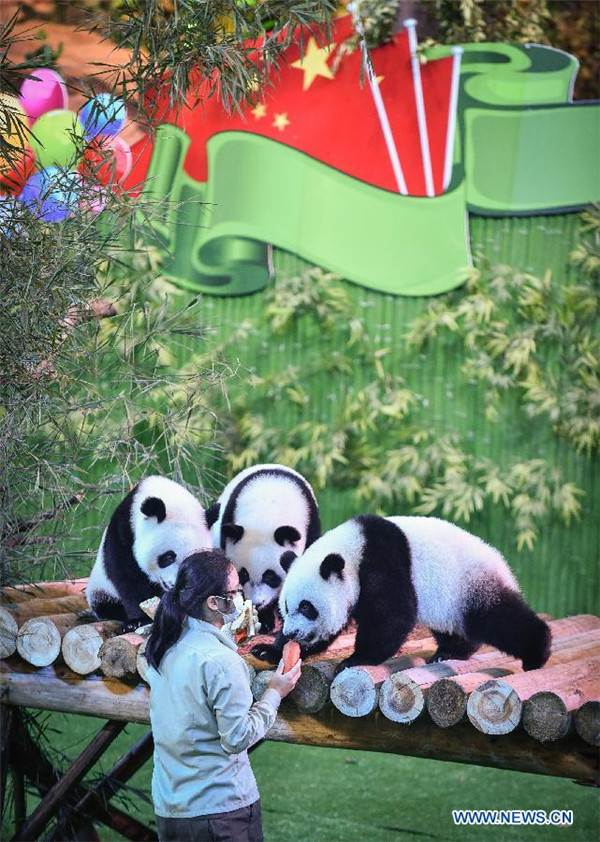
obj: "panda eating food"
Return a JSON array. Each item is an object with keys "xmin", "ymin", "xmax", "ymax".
[
  {"xmin": 208, "ymin": 463, "xmax": 321, "ymax": 632},
  {"xmin": 87, "ymin": 475, "xmax": 212, "ymax": 626},
  {"xmin": 252, "ymin": 514, "xmax": 551, "ymax": 673}
]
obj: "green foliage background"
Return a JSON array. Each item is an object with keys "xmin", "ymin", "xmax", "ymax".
[{"xmin": 53, "ymin": 208, "xmax": 598, "ymax": 621}]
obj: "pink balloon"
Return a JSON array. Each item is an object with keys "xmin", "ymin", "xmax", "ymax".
[{"xmin": 19, "ymin": 68, "xmax": 69, "ymax": 125}]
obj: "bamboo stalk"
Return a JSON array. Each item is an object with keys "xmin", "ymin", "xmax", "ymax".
[
  {"xmin": 99, "ymin": 633, "xmax": 145, "ymax": 678},
  {"xmin": 62, "ymin": 621, "xmax": 123, "ymax": 675},
  {"xmin": 16, "ymin": 614, "xmax": 84, "ymax": 668},
  {"xmin": 523, "ymin": 677, "xmax": 600, "ymax": 743},
  {"xmin": 0, "ymin": 607, "xmax": 18, "ymax": 659},
  {"xmin": 467, "ymin": 656, "xmax": 600, "ymax": 736},
  {"xmin": 574, "ymin": 700, "xmax": 599, "ymax": 747}
]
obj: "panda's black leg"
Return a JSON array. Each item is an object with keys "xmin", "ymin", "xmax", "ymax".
[
  {"xmin": 464, "ymin": 588, "xmax": 551, "ymax": 671},
  {"xmin": 336, "ymin": 608, "xmax": 417, "ymax": 675},
  {"xmin": 427, "ymin": 631, "xmax": 480, "ymax": 664}
]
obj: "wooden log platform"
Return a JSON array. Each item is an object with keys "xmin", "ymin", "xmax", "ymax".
[
  {"xmin": 1, "ymin": 656, "xmax": 598, "ymax": 785},
  {"xmin": 1, "ymin": 576, "xmax": 598, "ymax": 786}
]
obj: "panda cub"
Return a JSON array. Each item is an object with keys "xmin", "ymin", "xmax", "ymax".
[
  {"xmin": 253, "ymin": 514, "xmax": 551, "ymax": 672},
  {"xmin": 87, "ymin": 475, "xmax": 212, "ymax": 626},
  {"xmin": 208, "ymin": 464, "xmax": 321, "ymax": 632}
]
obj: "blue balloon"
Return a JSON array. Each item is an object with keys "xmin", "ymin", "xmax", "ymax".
[
  {"xmin": 79, "ymin": 93, "xmax": 126, "ymax": 139},
  {"xmin": 20, "ymin": 167, "xmax": 81, "ymax": 222}
]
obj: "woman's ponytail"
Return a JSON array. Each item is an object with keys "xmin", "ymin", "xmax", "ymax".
[
  {"xmin": 145, "ymin": 549, "xmax": 232, "ymax": 673},
  {"xmin": 145, "ymin": 589, "xmax": 185, "ymax": 672}
]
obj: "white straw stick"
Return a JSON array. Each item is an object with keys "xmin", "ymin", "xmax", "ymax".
[
  {"xmin": 403, "ymin": 18, "xmax": 434, "ymax": 197},
  {"xmin": 349, "ymin": 3, "xmax": 408, "ymax": 195},
  {"xmin": 443, "ymin": 46, "xmax": 463, "ymax": 191}
]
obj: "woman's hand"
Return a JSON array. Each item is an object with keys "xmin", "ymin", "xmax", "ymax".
[{"xmin": 267, "ymin": 658, "xmax": 302, "ymax": 698}]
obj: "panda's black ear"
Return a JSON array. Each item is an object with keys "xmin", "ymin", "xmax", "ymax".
[
  {"xmin": 222, "ymin": 523, "xmax": 244, "ymax": 544},
  {"xmin": 319, "ymin": 553, "xmax": 345, "ymax": 580},
  {"xmin": 280, "ymin": 550, "xmax": 297, "ymax": 573},
  {"xmin": 274, "ymin": 525, "xmax": 301, "ymax": 546},
  {"xmin": 140, "ymin": 496, "xmax": 167, "ymax": 523},
  {"xmin": 205, "ymin": 502, "xmax": 220, "ymax": 529}
]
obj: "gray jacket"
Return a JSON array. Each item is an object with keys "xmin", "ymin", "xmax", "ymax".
[{"xmin": 147, "ymin": 617, "xmax": 281, "ymax": 818}]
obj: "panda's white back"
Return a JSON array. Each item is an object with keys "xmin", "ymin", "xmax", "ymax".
[{"xmin": 387, "ymin": 516, "xmax": 518, "ymax": 635}]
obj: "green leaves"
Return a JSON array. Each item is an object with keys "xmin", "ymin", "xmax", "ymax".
[
  {"xmin": 214, "ymin": 255, "xmax": 588, "ymax": 551},
  {"xmin": 401, "ymin": 215, "xmax": 600, "ymax": 457}
]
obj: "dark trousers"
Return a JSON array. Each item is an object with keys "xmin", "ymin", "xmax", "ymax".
[{"xmin": 156, "ymin": 799, "xmax": 263, "ymax": 842}]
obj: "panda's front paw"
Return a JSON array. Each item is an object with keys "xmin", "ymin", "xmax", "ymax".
[
  {"xmin": 334, "ymin": 655, "xmax": 363, "ymax": 675},
  {"xmin": 250, "ymin": 642, "xmax": 282, "ymax": 664}
]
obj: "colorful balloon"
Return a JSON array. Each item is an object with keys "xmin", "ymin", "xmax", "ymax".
[
  {"xmin": 79, "ymin": 93, "xmax": 126, "ymax": 139},
  {"xmin": 29, "ymin": 109, "xmax": 85, "ymax": 169},
  {"xmin": 20, "ymin": 166, "xmax": 81, "ymax": 222},
  {"xmin": 0, "ymin": 147, "xmax": 36, "ymax": 195},
  {"xmin": 0, "ymin": 95, "xmax": 29, "ymax": 172},
  {"xmin": 81, "ymin": 135, "xmax": 132, "ymax": 185},
  {"xmin": 19, "ymin": 68, "xmax": 69, "ymax": 125}
]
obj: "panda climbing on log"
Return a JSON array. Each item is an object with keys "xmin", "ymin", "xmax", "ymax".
[
  {"xmin": 208, "ymin": 464, "xmax": 321, "ymax": 632},
  {"xmin": 87, "ymin": 476, "xmax": 212, "ymax": 627},
  {"xmin": 252, "ymin": 514, "xmax": 551, "ymax": 673}
]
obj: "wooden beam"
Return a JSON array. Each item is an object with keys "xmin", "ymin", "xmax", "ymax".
[
  {"xmin": 15, "ymin": 720, "xmax": 126, "ymax": 841},
  {"xmin": 267, "ymin": 707, "xmax": 599, "ymax": 784},
  {"xmin": 1, "ymin": 660, "xmax": 597, "ymax": 784}
]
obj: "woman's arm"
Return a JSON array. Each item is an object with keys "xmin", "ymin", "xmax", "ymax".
[{"xmin": 208, "ymin": 656, "xmax": 301, "ymax": 754}]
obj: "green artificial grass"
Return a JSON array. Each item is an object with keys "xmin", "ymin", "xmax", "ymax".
[{"xmin": 3, "ymin": 713, "xmax": 598, "ymax": 842}]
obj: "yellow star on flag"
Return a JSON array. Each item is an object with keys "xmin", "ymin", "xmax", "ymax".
[
  {"xmin": 251, "ymin": 103, "xmax": 267, "ymax": 120},
  {"xmin": 291, "ymin": 36, "xmax": 336, "ymax": 91},
  {"xmin": 272, "ymin": 112, "xmax": 290, "ymax": 132}
]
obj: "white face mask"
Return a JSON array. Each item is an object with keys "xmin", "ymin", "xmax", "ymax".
[{"xmin": 215, "ymin": 593, "xmax": 244, "ymax": 623}]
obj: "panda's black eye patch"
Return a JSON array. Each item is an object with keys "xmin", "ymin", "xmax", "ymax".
[
  {"xmin": 262, "ymin": 569, "xmax": 282, "ymax": 589},
  {"xmin": 158, "ymin": 551, "xmax": 177, "ymax": 568},
  {"xmin": 299, "ymin": 600, "xmax": 318, "ymax": 621},
  {"xmin": 239, "ymin": 567, "xmax": 250, "ymax": 585}
]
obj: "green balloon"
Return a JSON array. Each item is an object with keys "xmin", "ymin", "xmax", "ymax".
[{"xmin": 30, "ymin": 109, "xmax": 85, "ymax": 169}]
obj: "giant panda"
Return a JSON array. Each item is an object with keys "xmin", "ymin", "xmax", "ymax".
[
  {"xmin": 208, "ymin": 464, "xmax": 321, "ymax": 632},
  {"xmin": 87, "ymin": 475, "xmax": 212, "ymax": 626},
  {"xmin": 252, "ymin": 514, "xmax": 551, "ymax": 672}
]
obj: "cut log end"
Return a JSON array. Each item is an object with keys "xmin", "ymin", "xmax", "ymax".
[
  {"xmin": 522, "ymin": 692, "xmax": 571, "ymax": 743},
  {"xmin": 99, "ymin": 635, "xmax": 142, "ymax": 678},
  {"xmin": 0, "ymin": 606, "xmax": 18, "ymax": 659},
  {"xmin": 467, "ymin": 680, "xmax": 522, "ymax": 735},
  {"xmin": 291, "ymin": 662, "xmax": 336, "ymax": 714},
  {"xmin": 426, "ymin": 678, "xmax": 467, "ymax": 728},
  {"xmin": 62, "ymin": 622, "xmax": 122, "ymax": 675},
  {"xmin": 574, "ymin": 700, "xmax": 600, "ymax": 747},
  {"xmin": 16, "ymin": 617, "xmax": 62, "ymax": 667},
  {"xmin": 252, "ymin": 669, "xmax": 275, "ymax": 701},
  {"xmin": 378, "ymin": 673, "xmax": 424, "ymax": 723},
  {"xmin": 331, "ymin": 668, "xmax": 379, "ymax": 718}
]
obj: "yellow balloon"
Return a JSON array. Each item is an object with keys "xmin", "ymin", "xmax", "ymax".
[{"xmin": 0, "ymin": 94, "xmax": 29, "ymax": 174}]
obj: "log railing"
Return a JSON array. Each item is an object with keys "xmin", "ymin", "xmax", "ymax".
[{"xmin": 1, "ymin": 580, "xmax": 599, "ymax": 787}]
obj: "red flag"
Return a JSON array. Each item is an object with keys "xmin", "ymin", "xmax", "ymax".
[{"xmin": 128, "ymin": 15, "xmax": 456, "ymax": 197}]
